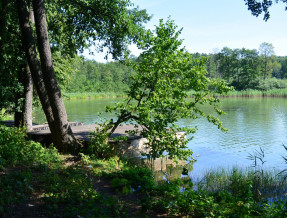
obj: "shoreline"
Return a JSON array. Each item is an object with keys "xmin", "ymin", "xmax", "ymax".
[{"xmin": 63, "ymin": 89, "xmax": 287, "ymax": 100}]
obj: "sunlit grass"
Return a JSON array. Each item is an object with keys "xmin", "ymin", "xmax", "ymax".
[
  {"xmin": 63, "ymin": 92, "xmax": 127, "ymax": 100},
  {"xmin": 186, "ymin": 89, "xmax": 287, "ymax": 98},
  {"xmin": 64, "ymin": 88, "xmax": 287, "ymax": 100},
  {"xmin": 196, "ymin": 166, "xmax": 287, "ymax": 201},
  {"xmin": 223, "ymin": 89, "xmax": 287, "ymax": 97}
]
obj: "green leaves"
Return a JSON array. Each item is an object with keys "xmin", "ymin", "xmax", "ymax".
[
  {"xmin": 108, "ymin": 19, "xmax": 230, "ymax": 161},
  {"xmin": 45, "ymin": 0, "xmax": 150, "ymax": 59}
]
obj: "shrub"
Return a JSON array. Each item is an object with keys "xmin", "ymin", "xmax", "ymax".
[
  {"xmin": 0, "ymin": 125, "xmax": 61, "ymax": 169},
  {"xmin": 256, "ymin": 78, "xmax": 287, "ymax": 91}
]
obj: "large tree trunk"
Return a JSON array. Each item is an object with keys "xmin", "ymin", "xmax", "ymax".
[
  {"xmin": 16, "ymin": 0, "xmax": 56, "ymax": 140},
  {"xmin": 32, "ymin": 0, "xmax": 76, "ymax": 152}
]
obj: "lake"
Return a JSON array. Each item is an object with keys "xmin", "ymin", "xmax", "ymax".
[{"xmin": 33, "ymin": 97, "xmax": 287, "ymax": 177}]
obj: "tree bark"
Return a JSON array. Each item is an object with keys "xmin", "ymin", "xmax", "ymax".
[
  {"xmin": 14, "ymin": 5, "xmax": 34, "ymax": 131},
  {"xmin": 32, "ymin": 0, "xmax": 76, "ymax": 152},
  {"xmin": 22, "ymin": 63, "xmax": 33, "ymax": 130},
  {"xmin": 16, "ymin": 0, "xmax": 56, "ymax": 138}
]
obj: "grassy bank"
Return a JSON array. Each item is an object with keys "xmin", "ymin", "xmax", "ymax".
[
  {"xmin": 65, "ymin": 88, "xmax": 287, "ymax": 100},
  {"xmin": 218, "ymin": 88, "xmax": 287, "ymax": 97},
  {"xmin": 1, "ymin": 124, "xmax": 287, "ymax": 217},
  {"xmin": 63, "ymin": 92, "xmax": 127, "ymax": 100},
  {"xmin": 186, "ymin": 88, "xmax": 287, "ymax": 98}
]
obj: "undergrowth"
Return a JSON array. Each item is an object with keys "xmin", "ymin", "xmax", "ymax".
[{"xmin": 1, "ymin": 124, "xmax": 287, "ymax": 217}]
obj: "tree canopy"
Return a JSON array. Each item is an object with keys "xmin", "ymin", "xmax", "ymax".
[
  {"xmin": 103, "ymin": 19, "xmax": 230, "ymax": 161},
  {"xmin": 1, "ymin": 0, "xmax": 150, "ymax": 151},
  {"xmin": 45, "ymin": 0, "xmax": 150, "ymax": 58},
  {"xmin": 244, "ymin": 0, "xmax": 287, "ymax": 20}
]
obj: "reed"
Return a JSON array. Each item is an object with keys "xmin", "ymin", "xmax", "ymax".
[
  {"xmin": 64, "ymin": 88, "xmax": 287, "ymax": 100},
  {"xmin": 196, "ymin": 166, "xmax": 287, "ymax": 201},
  {"xmin": 63, "ymin": 92, "xmax": 127, "ymax": 100}
]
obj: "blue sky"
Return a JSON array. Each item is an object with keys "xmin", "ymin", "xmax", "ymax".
[{"xmin": 85, "ymin": 0, "xmax": 287, "ymax": 62}]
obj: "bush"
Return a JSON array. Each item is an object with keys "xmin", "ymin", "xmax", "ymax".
[
  {"xmin": 0, "ymin": 125, "xmax": 61, "ymax": 169},
  {"xmin": 255, "ymin": 78, "xmax": 287, "ymax": 91}
]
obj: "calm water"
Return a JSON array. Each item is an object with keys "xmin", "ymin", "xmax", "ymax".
[{"xmin": 34, "ymin": 97, "xmax": 287, "ymax": 175}]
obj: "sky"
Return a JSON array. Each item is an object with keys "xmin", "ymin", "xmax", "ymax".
[{"xmin": 84, "ymin": 0, "xmax": 287, "ymax": 62}]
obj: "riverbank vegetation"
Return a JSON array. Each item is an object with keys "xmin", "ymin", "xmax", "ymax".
[
  {"xmin": 1, "ymin": 0, "xmax": 287, "ymax": 216},
  {"xmin": 64, "ymin": 86, "xmax": 287, "ymax": 100},
  {"xmin": 57, "ymin": 43, "xmax": 287, "ymax": 99},
  {"xmin": 1, "ymin": 123, "xmax": 287, "ymax": 217}
]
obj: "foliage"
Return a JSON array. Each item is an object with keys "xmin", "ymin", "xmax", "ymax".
[
  {"xmin": 63, "ymin": 91, "xmax": 126, "ymax": 99},
  {"xmin": 0, "ymin": 125, "xmax": 61, "ymax": 169},
  {"xmin": 143, "ymin": 178, "xmax": 263, "ymax": 217},
  {"xmin": 244, "ymin": 0, "xmax": 287, "ymax": 21},
  {"xmin": 45, "ymin": 0, "xmax": 151, "ymax": 58},
  {"xmin": 106, "ymin": 19, "xmax": 230, "ymax": 161},
  {"xmin": 1, "ymin": 0, "xmax": 150, "ymax": 131},
  {"xmin": 0, "ymin": 1, "xmax": 25, "ymax": 114},
  {"xmin": 1, "ymin": 126, "xmax": 287, "ymax": 216},
  {"xmin": 0, "ymin": 124, "xmax": 61, "ymax": 215},
  {"xmin": 255, "ymin": 78, "xmax": 287, "ymax": 90},
  {"xmin": 41, "ymin": 167, "xmax": 103, "ymax": 216},
  {"xmin": 198, "ymin": 46, "xmax": 287, "ymax": 90},
  {"xmin": 0, "ymin": 170, "xmax": 33, "ymax": 215},
  {"xmin": 59, "ymin": 48, "xmax": 287, "ymax": 94},
  {"xmin": 87, "ymin": 122, "xmax": 117, "ymax": 159},
  {"xmin": 0, "ymin": 109, "xmax": 13, "ymax": 121},
  {"xmin": 65, "ymin": 58, "xmax": 137, "ymax": 93},
  {"xmin": 108, "ymin": 166, "xmax": 156, "ymax": 193}
]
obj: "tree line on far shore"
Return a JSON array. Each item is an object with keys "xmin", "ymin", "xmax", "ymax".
[
  {"xmin": 199, "ymin": 42, "xmax": 287, "ymax": 90},
  {"xmin": 62, "ymin": 42, "xmax": 287, "ymax": 94}
]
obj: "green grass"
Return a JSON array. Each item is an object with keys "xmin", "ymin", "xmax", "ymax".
[
  {"xmin": 219, "ymin": 88, "xmax": 287, "ymax": 97},
  {"xmin": 0, "ymin": 109, "xmax": 13, "ymax": 121},
  {"xmin": 2, "ymin": 124, "xmax": 287, "ymax": 216},
  {"xmin": 63, "ymin": 92, "xmax": 127, "ymax": 100},
  {"xmin": 196, "ymin": 167, "xmax": 287, "ymax": 201},
  {"xmin": 63, "ymin": 88, "xmax": 287, "ymax": 101},
  {"xmin": 186, "ymin": 88, "xmax": 287, "ymax": 98}
]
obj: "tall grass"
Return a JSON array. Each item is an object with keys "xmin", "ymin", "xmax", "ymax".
[
  {"xmin": 196, "ymin": 167, "xmax": 287, "ymax": 201},
  {"xmin": 63, "ymin": 92, "xmax": 127, "ymax": 100},
  {"xmin": 64, "ymin": 88, "xmax": 287, "ymax": 100},
  {"xmin": 186, "ymin": 89, "xmax": 287, "ymax": 98},
  {"xmin": 222, "ymin": 89, "xmax": 287, "ymax": 97}
]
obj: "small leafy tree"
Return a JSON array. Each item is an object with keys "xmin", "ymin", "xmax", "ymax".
[{"xmin": 102, "ymin": 19, "xmax": 230, "ymax": 161}]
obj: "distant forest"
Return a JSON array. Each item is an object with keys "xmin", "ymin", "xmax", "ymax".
[{"xmin": 58, "ymin": 43, "xmax": 287, "ymax": 93}]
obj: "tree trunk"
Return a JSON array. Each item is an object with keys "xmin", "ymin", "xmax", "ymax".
[
  {"xmin": 22, "ymin": 63, "xmax": 33, "ymax": 131},
  {"xmin": 16, "ymin": 0, "xmax": 56, "ymax": 139},
  {"xmin": 32, "ymin": 0, "xmax": 76, "ymax": 152},
  {"xmin": 14, "ymin": 5, "xmax": 34, "ymax": 131}
]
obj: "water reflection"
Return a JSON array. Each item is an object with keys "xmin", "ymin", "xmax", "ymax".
[
  {"xmin": 143, "ymin": 157, "xmax": 195, "ymax": 181},
  {"xmin": 33, "ymin": 97, "xmax": 287, "ymax": 176}
]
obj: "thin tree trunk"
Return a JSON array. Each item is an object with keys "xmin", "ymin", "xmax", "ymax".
[
  {"xmin": 14, "ymin": 65, "xmax": 33, "ymax": 131},
  {"xmin": 21, "ymin": 5, "xmax": 35, "ymax": 131},
  {"xmin": 16, "ymin": 0, "xmax": 56, "ymax": 138},
  {"xmin": 32, "ymin": 0, "xmax": 76, "ymax": 152},
  {"xmin": 15, "ymin": 7, "xmax": 34, "ymax": 130},
  {"xmin": 23, "ymin": 63, "xmax": 33, "ymax": 131}
]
